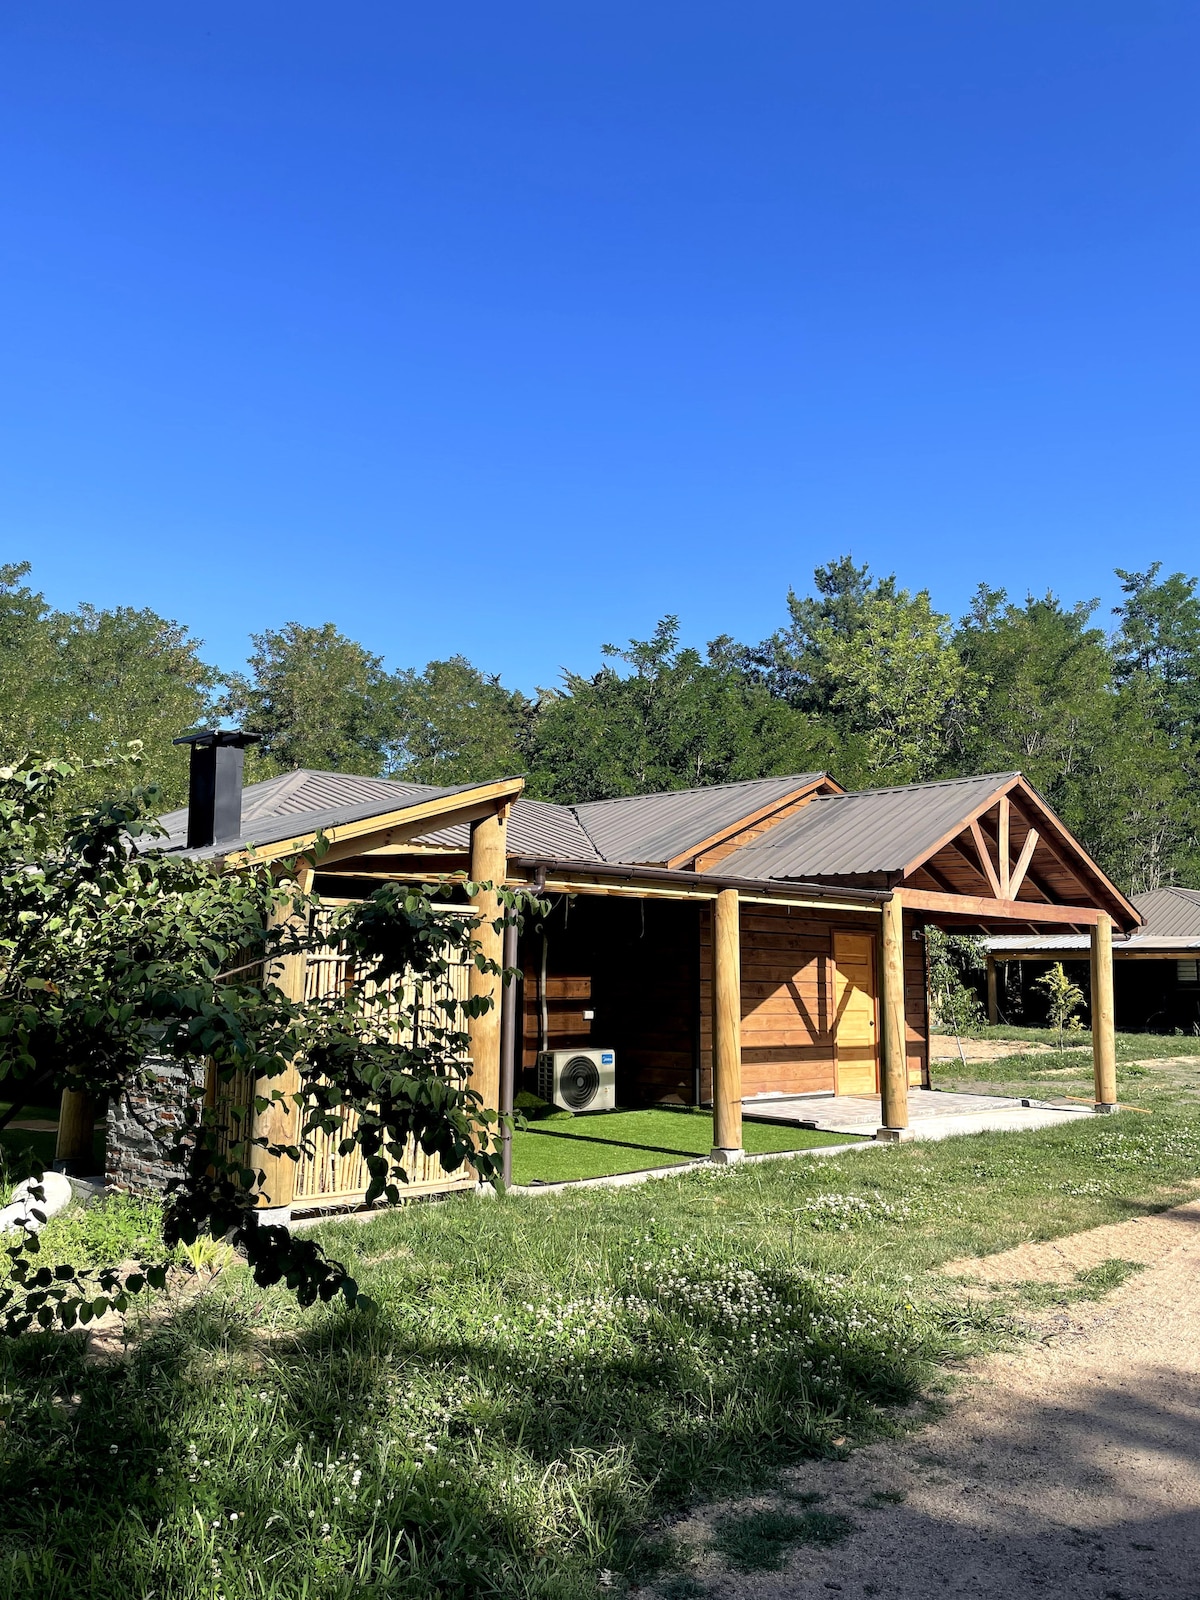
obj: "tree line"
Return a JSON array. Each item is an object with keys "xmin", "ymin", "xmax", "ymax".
[{"xmin": 3, "ymin": 553, "xmax": 1198, "ymax": 893}]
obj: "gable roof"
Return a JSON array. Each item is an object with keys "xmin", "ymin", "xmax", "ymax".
[
  {"xmin": 718, "ymin": 773, "xmax": 1017, "ymax": 880},
  {"xmin": 988, "ymin": 885, "xmax": 1200, "ymax": 955},
  {"xmin": 571, "ymin": 774, "xmax": 828, "ymax": 866}
]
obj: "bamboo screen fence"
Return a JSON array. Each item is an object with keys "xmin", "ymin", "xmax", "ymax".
[{"xmin": 212, "ymin": 908, "xmax": 478, "ymax": 1213}]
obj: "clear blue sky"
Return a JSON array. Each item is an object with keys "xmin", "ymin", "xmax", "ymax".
[{"xmin": 1, "ymin": 3, "xmax": 1197, "ymax": 690}]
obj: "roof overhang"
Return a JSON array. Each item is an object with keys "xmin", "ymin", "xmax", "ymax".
[{"xmin": 217, "ymin": 778, "xmax": 525, "ymax": 870}]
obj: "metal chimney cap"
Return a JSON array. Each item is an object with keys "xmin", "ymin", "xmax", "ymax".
[{"xmin": 173, "ymin": 729, "xmax": 263, "ymax": 748}]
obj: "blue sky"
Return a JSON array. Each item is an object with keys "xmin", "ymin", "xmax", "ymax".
[{"xmin": 1, "ymin": 3, "xmax": 1197, "ymax": 691}]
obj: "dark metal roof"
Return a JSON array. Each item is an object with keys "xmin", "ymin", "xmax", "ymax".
[
  {"xmin": 571, "ymin": 774, "xmax": 826, "ymax": 865},
  {"xmin": 989, "ymin": 886, "xmax": 1200, "ymax": 954},
  {"xmin": 719, "ymin": 773, "xmax": 1017, "ymax": 880}
]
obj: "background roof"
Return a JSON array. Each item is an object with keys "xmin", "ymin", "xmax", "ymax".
[{"xmin": 989, "ymin": 887, "xmax": 1200, "ymax": 954}]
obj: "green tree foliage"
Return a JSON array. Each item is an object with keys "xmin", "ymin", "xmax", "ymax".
[
  {"xmin": 391, "ymin": 656, "xmax": 533, "ymax": 784},
  {"xmin": 748, "ymin": 559, "xmax": 980, "ymax": 784},
  {"xmin": 0, "ymin": 750, "xmax": 539, "ymax": 1334},
  {"xmin": 528, "ymin": 617, "xmax": 845, "ymax": 802},
  {"xmin": 0, "ymin": 564, "xmax": 216, "ymax": 808},
  {"xmin": 222, "ymin": 621, "xmax": 397, "ymax": 777},
  {"xmin": 1113, "ymin": 563, "xmax": 1200, "ymax": 744},
  {"xmin": 924, "ymin": 927, "xmax": 986, "ymax": 1037}
]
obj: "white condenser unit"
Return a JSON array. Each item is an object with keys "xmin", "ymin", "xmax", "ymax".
[{"xmin": 537, "ymin": 1048, "xmax": 617, "ymax": 1113}]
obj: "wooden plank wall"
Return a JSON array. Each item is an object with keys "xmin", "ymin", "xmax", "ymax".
[{"xmin": 699, "ymin": 903, "xmax": 929, "ymax": 1099}]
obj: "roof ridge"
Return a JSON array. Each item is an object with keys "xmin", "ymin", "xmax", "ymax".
[
  {"xmin": 831, "ymin": 771, "xmax": 1020, "ymax": 801},
  {"xmin": 572, "ymin": 773, "xmax": 822, "ymax": 810}
]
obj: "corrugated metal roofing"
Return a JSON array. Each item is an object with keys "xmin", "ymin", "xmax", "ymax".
[
  {"xmin": 719, "ymin": 773, "xmax": 1017, "ymax": 880},
  {"xmin": 413, "ymin": 799, "xmax": 602, "ymax": 860},
  {"xmin": 571, "ymin": 774, "xmax": 825, "ymax": 865},
  {"xmin": 989, "ymin": 886, "xmax": 1200, "ymax": 954},
  {"xmin": 155, "ymin": 771, "xmax": 485, "ymax": 858}
]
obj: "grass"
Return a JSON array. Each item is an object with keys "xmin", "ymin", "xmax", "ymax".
[
  {"xmin": 712, "ymin": 1505, "xmax": 855, "ymax": 1570},
  {"xmin": 3, "ymin": 1047, "xmax": 1200, "ymax": 1599},
  {"xmin": 512, "ymin": 1106, "xmax": 859, "ymax": 1185}
]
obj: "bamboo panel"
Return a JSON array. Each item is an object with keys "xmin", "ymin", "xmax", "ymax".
[{"xmin": 216, "ymin": 908, "xmax": 478, "ymax": 1211}]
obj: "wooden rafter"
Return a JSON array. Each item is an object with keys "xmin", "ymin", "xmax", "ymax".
[
  {"xmin": 997, "ymin": 796, "xmax": 1011, "ymax": 898},
  {"xmin": 1008, "ymin": 828, "xmax": 1040, "ymax": 900},
  {"xmin": 968, "ymin": 820, "xmax": 1003, "ymax": 898}
]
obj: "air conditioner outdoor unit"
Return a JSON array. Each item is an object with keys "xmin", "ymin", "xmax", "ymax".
[{"xmin": 537, "ymin": 1048, "xmax": 617, "ymax": 1113}]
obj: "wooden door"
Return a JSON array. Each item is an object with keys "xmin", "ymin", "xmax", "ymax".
[{"xmin": 833, "ymin": 932, "xmax": 879, "ymax": 1095}]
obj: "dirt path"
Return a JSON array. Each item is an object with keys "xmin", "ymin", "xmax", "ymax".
[{"xmin": 668, "ymin": 1201, "xmax": 1200, "ymax": 1598}]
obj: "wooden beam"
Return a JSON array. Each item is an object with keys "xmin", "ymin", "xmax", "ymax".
[
  {"xmin": 919, "ymin": 856, "xmax": 960, "ymax": 896},
  {"xmin": 1091, "ymin": 914, "xmax": 1118, "ymax": 1109},
  {"xmin": 467, "ymin": 810, "xmax": 508, "ymax": 1116},
  {"xmin": 895, "ymin": 887, "xmax": 1103, "ymax": 925},
  {"xmin": 712, "ymin": 888, "xmax": 743, "ymax": 1156},
  {"xmin": 986, "ymin": 956, "xmax": 998, "ymax": 1024},
  {"xmin": 997, "ymin": 797, "xmax": 1011, "ymax": 898},
  {"xmin": 1008, "ymin": 828, "xmax": 1040, "ymax": 900},
  {"xmin": 879, "ymin": 895, "xmax": 908, "ymax": 1131},
  {"xmin": 969, "ymin": 820, "xmax": 1003, "ymax": 899}
]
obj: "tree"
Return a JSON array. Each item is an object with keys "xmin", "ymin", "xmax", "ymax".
[
  {"xmin": 391, "ymin": 656, "xmax": 533, "ymax": 785},
  {"xmin": 528, "ymin": 617, "xmax": 846, "ymax": 802},
  {"xmin": 0, "ymin": 750, "xmax": 538, "ymax": 1335},
  {"xmin": 223, "ymin": 622, "xmax": 398, "ymax": 777},
  {"xmin": 1113, "ymin": 563, "xmax": 1200, "ymax": 745},
  {"xmin": 925, "ymin": 928, "xmax": 986, "ymax": 1047},
  {"xmin": 0, "ymin": 565, "xmax": 216, "ymax": 809},
  {"xmin": 822, "ymin": 585, "xmax": 982, "ymax": 784},
  {"xmin": 1034, "ymin": 962, "xmax": 1086, "ymax": 1057},
  {"xmin": 745, "ymin": 555, "xmax": 879, "ymax": 715}
]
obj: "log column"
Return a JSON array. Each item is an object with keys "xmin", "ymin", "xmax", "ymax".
[
  {"xmin": 1091, "ymin": 913, "xmax": 1118, "ymax": 1111},
  {"xmin": 468, "ymin": 807, "xmax": 509, "ymax": 1114},
  {"xmin": 252, "ymin": 866, "xmax": 311, "ymax": 1221},
  {"xmin": 711, "ymin": 888, "xmax": 744, "ymax": 1161},
  {"xmin": 54, "ymin": 1090, "xmax": 97, "ymax": 1175},
  {"xmin": 878, "ymin": 894, "xmax": 909, "ymax": 1137},
  {"xmin": 986, "ymin": 956, "xmax": 999, "ymax": 1025}
]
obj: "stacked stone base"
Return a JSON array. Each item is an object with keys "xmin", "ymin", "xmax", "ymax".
[{"xmin": 105, "ymin": 1054, "xmax": 206, "ymax": 1196}]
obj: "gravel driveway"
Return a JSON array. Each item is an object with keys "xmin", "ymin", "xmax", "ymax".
[{"xmin": 666, "ymin": 1199, "xmax": 1200, "ymax": 1599}]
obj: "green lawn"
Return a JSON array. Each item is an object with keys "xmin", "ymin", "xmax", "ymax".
[
  {"xmin": 511, "ymin": 1106, "xmax": 860, "ymax": 1184},
  {"xmin": 6, "ymin": 1069, "xmax": 1200, "ymax": 1600}
]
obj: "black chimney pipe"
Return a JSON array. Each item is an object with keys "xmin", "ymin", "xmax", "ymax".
[{"xmin": 173, "ymin": 729, "xmax": 262, "ymax": 849}]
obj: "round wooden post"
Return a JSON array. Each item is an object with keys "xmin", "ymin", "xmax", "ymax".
[
  {"xmin": 1091, "ymin": 913, "xmax": 1117, "ymax": 1110},
  {"xmin": 468, "ymin": 807, "xmax": 509, "ymax": 1115},
  {"xmin": 986, "ymin": 956, "xmax": 998, "ymax": 1025},
  {"xmin": 712, "ymin": 888, "xmax": 743, "ymax": 1160},
  {"xmin": 878, "ymin": 895, "xmax": 909, "ymax": 1135},
  {"xmin": 54, "ymin": 1089, "xmax": 97, "ymax": 1174}
]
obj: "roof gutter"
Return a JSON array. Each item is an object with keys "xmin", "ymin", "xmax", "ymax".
[{"xmin": 511, "ymin": 855, "xmax": 889, "ymax": 913}]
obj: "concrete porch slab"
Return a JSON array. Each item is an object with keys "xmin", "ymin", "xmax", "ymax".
[{"xmin": 742, "ymin": 1086, "xmax": 1095, "ymax": 1141}]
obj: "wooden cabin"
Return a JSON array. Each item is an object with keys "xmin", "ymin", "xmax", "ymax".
[
  {"xmin": 91, "ymin": 738, "xmax": 1141, "ymax": 1216},
  {"xmin": 986, "ymin": 885, "xmax": 1200, "ymax": 1034}
]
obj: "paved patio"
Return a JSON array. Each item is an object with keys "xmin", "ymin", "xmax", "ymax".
[{"xmin": 742, "ymin": 1086, "xmax": 1096, "ymax": 1140}]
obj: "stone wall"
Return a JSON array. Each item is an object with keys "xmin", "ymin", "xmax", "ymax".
[{"xmin": 105, "ymin": 1054, "xmax": 207, "ymax": 1196}]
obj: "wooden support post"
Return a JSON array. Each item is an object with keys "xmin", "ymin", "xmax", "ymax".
[
  {"xmin": 878, "ymin": 894, "xmax": 909, "ymax": 1136},
  {"xmin": 468, "ymin": 807, "xmax": 509, "ymax": 1115},
  {"xmin": 711, "ymin": 887, "xmax": 743, "ymax": 1160},
  {"xmin": 499, "ymin": 914, "xmax": 519, "ymax": 1187},
  {"xmin": 54, "ymin": 1089, "xmax": 97, "ymax": 1175},
  {"xmin": 1091, "ymin": 913, "xmax": 1118, "ymax": 1111},
  {"xmin": 252, "ymin": 865, "xmax": 312, "ymax": 1218},
  {"xmin": 986, "ymin": 956, "xmax": 999, "ymax": 1025}
]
